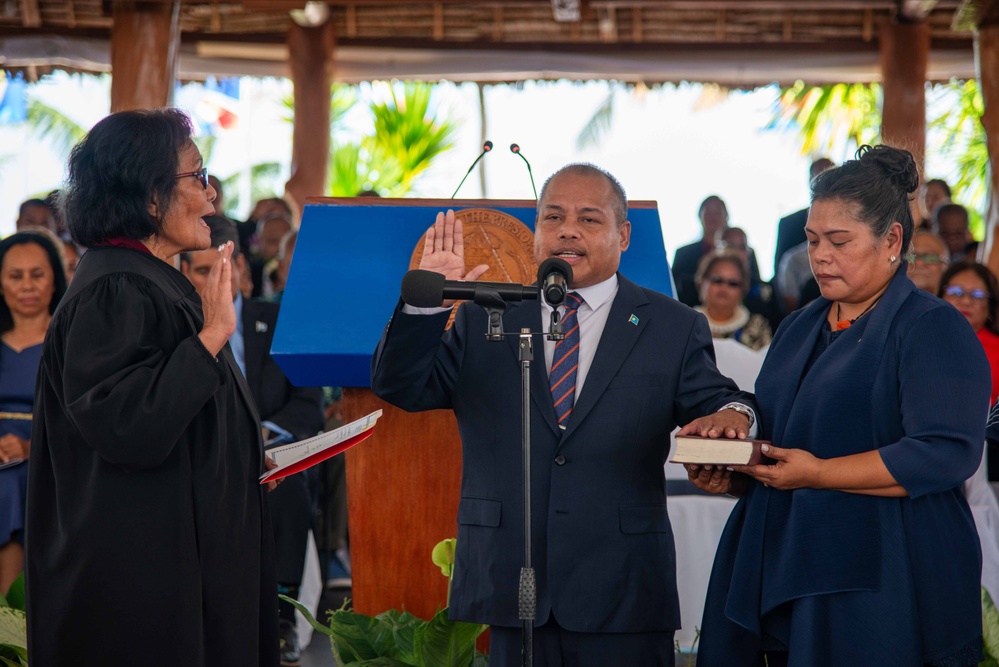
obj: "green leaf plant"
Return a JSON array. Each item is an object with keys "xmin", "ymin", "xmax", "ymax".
[
  {"xmin": 0, "ymin": 575, "xmax": 27, "ymax": 666},
  {"xmin": 280, "ymin": 538, "xmax": 487, "ymax": 666}
]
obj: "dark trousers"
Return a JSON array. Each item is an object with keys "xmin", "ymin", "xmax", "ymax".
[{"xmin": 489, "ymin": 615, "xmax": 675, "ymax": 667}]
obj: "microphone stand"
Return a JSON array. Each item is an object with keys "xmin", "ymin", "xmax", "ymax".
[{"xmin": 472, "ymin": 289, "xmax": 563, "ymax": 667}]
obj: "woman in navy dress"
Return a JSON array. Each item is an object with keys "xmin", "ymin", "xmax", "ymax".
[
  {"xmin": 685, "ymin": 146, "xmax": 990, "ymax": 666},
  {"xmin": 0, "ymin": 232, "xmax": 66, "ymax": 593}
]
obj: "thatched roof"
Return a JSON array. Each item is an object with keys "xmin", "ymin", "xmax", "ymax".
[{"xmin": 0, "ymin": 1, "xmax": 987, "ymax": 84}]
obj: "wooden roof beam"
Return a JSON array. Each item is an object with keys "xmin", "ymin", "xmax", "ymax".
[{"xmin": 21, "ymin": 0, "xmax": 41, "ymax": 27}]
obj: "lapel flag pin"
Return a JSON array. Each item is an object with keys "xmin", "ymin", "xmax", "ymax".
[
  {"xmin": 255, "ymin": 321, "xmax": 268, "ymax": 333},
  {"xmin": 628, "ymin": 314, "xmax": 639, "ymax": 326}
]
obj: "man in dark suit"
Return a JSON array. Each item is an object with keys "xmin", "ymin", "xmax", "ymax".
[
  {"xmin": 371, "ymin": 164, "xmax": 757, "ymax": 666},
  {"xmin": 182, "ymin": 215, "xmax": 324, "ymax": 667},
  {"xmin": 773, "ymin": 157, "xmax": 834, "ymax": 278}
]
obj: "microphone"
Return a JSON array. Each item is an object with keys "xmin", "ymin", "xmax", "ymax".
[
  {"xmin": 510, "ymin": 143, "xmax": 538, "ymax": 199},
  {"xmin": 401, "ymin": 269, "xmax": 538, "ymax": 308},
  {"xmin": 537, "ymin": 258, "xmax": 573, "ymax": 306},
  {"xmin": 451, "ymin": 140, "xmax": 493, "ymax": 198}
]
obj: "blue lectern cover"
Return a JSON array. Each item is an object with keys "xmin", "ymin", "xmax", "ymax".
[{"xmin": 271, "ymin": 198, "xmax": 673, "ymax": 387}]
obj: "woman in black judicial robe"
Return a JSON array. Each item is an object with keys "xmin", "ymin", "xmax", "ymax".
[{"xmin": 25, "ymin": 109, "xmax": 280, "ymax": 667}]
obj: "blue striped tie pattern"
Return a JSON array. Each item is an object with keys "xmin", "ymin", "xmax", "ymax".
[{"xmin": 550, "ymin": 292, "xmax": 583, "ymax": 430}]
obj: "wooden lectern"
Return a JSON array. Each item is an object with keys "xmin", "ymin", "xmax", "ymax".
[{"xmin": 271, "ymin": 197, "xmax": 671, "ymax": 623}]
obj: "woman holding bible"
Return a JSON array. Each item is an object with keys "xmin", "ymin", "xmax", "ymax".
[{"xmin": 686, "ymin": 145, "xmax": 990, "ymax": 666}]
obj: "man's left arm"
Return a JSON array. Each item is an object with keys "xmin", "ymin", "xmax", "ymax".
[{"xmin": 672, "ymin": 315, "xmax": 758, "ymax": 440}]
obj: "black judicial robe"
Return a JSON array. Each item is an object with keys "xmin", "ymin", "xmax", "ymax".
[{"xmin": 25, "ymin": 246, "xmax": 279, "ymax": 667}]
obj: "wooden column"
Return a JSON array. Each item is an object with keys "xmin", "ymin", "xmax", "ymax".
[
  {"xmin": 285, "ymin": 20, "xmax": 334, "ymax": 217},
  {"xmin": 977, "ymin": 22, "xmax": 999, "ymax": 273},
  {"xmin": 110, "ymin": 1, "xmax": 180, "ymax": 112},
  {"xmin": 880, "ymin": 20, "xmax": 930, "ymax": 174}
]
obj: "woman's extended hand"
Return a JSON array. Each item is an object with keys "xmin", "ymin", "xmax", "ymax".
[
  {"xmin": 198, "ymin": 241, "xmax": 237, "ymax": 356},
  {"xmin": 734, "ymin": 444, "xmax": 823, "ymax": 491},
  {"xmin": 0, "ymin": 434, "xmax": 28, "ymax": 462}
]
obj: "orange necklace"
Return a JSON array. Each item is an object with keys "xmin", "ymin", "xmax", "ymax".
[{"xmin": 835, "ymin": 298, "xmax": 880, "ymax": 330}]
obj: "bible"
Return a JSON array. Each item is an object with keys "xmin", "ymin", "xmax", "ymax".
[
  {"xmin": 259, "ymin": 409, "xmax": 383, "ymax": 484},
  {"xmin": 669, "ymin": 434, "xmax": 769, "ymax": 466}
]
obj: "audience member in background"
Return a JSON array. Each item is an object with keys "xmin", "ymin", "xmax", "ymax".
[
  {"xmin": 933, "ymin": 203, "xmax": 977, "ymax": 263},
  {"xmin": 907, "ymin": 230, "xmax": 950, "ymax": 294},
  {"xmin": 694, "ymin": 249, "xmax": 772, "ymax": 351},
  {"xmin": 939, "ymin": 260, "xmax": 999, "ymax": 405},
  {"xmin": 0, "ymin": 233, "xmax": 66, "ymax": 594},
  {"xmin": 207, "ymin": 175, "xmax": 224, "ymax": 215},
  {"xmin": 718, "ymin": 227, "xmax": 781, "ymax": 329},
  {"xmin": 693, "ymin": 144, "xmax": 989, "ymax": 667},
  {"xmin": 44, "ymin": 190, "xmax": 70, "ymax": 240},
  {"xmin": 182, "ymin": 215, "xmax": 324, "ymax": 667},
  {"xmin": 251, "ymin": 214, "xmax": 294, "ymax": 299},
  {"xmin": 270, "ymin": 229, "xmax": 297, "ymax": 299},
  {"xmin": 15, "ymin": 199, "xmax": 55, "ymax": 233},
  {"xmin": 673, "ymin": 195, "xmax": 728, "ymax": 306},
  {"xmin": 61, "ymin": 240, "xmax": 79, "ymax": 284},
  {"xmin": 773, "ymin": 158, "xmax": 835, "ymax": 276},
  {"xmin": 920, "ymin": 178, "xmax": 952, "ymax": 229},
  {"xmin": 26, "ymin": 108, "xmax": 280, "ymax": 667},
  {"xmin": 675, "ymin": 195, "xmax": 756, "ymax": 306},
  {"xmin": 239, "ymin": 196, "xmax": 295, "ymax": 256}
]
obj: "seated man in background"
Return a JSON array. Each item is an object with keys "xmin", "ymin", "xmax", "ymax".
[
  {"xmin": 181, "ymin": 215, "xmax": 324, "ymax": 667},
  {"xmin": 907, "ymin": 230, "xmax": 950, "ymax": 294},
  {"xmin": 934, "ymin": 202, "xmax": 977, "ymax": 263}
]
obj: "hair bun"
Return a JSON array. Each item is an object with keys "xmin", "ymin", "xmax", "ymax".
[{"xmin": 856, "ymin": 144, "xmax": 920, "ymax": 194}]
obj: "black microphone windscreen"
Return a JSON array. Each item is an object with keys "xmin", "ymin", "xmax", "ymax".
[
  {"xmin": 537, "ymin": 257, "xmax": 573, "ymax": 287},
  {"xmin": 510, "ymin": 143, "xmax": 520, "ymax": 154},
  {"xmin": 401, "ymin": 270, "xmax": 446, "ymax": 308},
  {"xmin": 483, "ymin": 141, "xmax": 493, "ymax": 151}
]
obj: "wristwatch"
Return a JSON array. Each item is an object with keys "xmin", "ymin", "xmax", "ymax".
[{"xmin": 720, "ymin": 402, "xmax": 756, "ymax": 428}]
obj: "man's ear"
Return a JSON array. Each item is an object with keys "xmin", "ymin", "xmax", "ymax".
[{"xmin": 179, "ymin": 258, "xmax": 190, "ymax": 277}]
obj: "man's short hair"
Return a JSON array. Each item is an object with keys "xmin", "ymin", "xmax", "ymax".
[
  {"xmin": 18, "ymin": 198, "xmax": 51, "ymax": 219},
  {"xmin": 538, "ymin": 163, "xmax": 628, "ymax": 226},
  {"xmin": 933, "ymin": 203, "xmax": 970, "ymax": 229}
]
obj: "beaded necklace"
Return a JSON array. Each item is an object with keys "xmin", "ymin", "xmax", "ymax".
[{"xmin": 834, "ymin": 298, "xmax": 880, "ymax": 331}]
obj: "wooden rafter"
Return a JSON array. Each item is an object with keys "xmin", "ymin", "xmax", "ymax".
[{"xmin": 21, "ymin": 0, "xmax": 41, "ymax": 27}]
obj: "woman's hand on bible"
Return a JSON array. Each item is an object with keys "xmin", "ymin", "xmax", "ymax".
[
  {"xmin": 734, "ymin": 444, "xmax": 823, "ymax": 491},
  {"xmin": 0, "ymin": 434, "xmax": 28, "ymax": 461},
  {"xmin": 198, "ymin": 241, "xmax": 237, "ymax": 356}
]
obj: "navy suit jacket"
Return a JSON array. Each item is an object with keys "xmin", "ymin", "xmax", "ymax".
[
  {"xmin": 700, "ymin": 266, "xmax": 988, "ymax": 665},
  {"xmin": 371, "ymin": 274, "xmax": 753, "ymax": 632}
]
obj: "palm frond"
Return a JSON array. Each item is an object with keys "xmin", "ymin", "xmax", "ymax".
[
  {"xmin": 576, "ymin": 89, "xmax": 615, "ymax": 150},
  {"xmin": 25, "ymin": 97, "xmax": 87, "ymax": 158}
]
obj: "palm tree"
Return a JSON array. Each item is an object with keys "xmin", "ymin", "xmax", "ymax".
[
  {"xmin": 928, "ymin": 78, "xmax": 987, "ymax": 236},
  {"xmin": 766, "ymin": 81, "xmax": 882, "ymax": 160},
  {"xmin": 317, "ymin": 81, "xmax": 457, "ymax": 197}
]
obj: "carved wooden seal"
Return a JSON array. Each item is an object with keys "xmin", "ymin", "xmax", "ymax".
[{"xmin": 409, "ymin": 208, "xmax": 538, "ymax": 326}]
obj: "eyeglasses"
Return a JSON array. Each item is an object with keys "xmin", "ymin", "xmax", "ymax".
[
  {"xmin": 944, "ymin": 285, "xmax": 990, "ymax": 301},
  {"xmin": 174, "ymin": 167, "xmax": 209, "ymax": 189},
  {"xmin": 714, "ymin": 240, "xmax": 748, "ymax": 251},
  {"xmin": 706, "ymin": 276, "xmax": 743, "ymax": 288},
  {"xmin": 909, "ymin": 253, "xmax": 947, "ymax": 265}
]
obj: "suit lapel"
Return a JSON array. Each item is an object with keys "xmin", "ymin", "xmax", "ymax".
[
  {"xmin": 560, "ymin": 275, "xmax": 648, "ymax": 445},
  {"xmin": 503, "ymin": 301, "xmax": 560, "ymax": 436}
]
